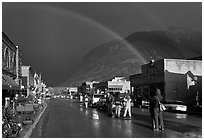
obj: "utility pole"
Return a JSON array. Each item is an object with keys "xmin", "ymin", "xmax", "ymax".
[{"xmin": 16, "ymin": 46, "xmax": 19, "ymax": 85}]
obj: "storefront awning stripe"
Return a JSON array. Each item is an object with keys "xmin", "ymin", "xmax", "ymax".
[
  {"xmin": 2, "ymin": 74, "xmax": 20, "ymax": 90},
  {"xmin": 2, "ymin": 78, "xmax": 11, "ymax": 90},
  {"xmin": 108, "ymin": 85, "xmax": 123, "ymax": 88}
]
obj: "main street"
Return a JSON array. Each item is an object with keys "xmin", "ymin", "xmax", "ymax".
[{"xmin": 31, "ymin": 98, "xmax": 202, "ymax": 138}]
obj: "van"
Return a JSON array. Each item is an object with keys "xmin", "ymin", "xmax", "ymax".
[{"xmin": 90, "ymin": 94, "xmax": 105, "ymax": 107}]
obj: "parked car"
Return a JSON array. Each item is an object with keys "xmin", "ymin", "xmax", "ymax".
[
  {"xmin": 60, "ymin": 95, "xmax": 65, "ymax": 99},
  {"xmin": 132, "ymin": 96, "xmax": 142, "ymax": 108},
  {"xmin": 45, "ymin": 95, "xmax": 51, "ymax": 100},
  {"xmin": 187, "ymin": 105, "xmax": 202, "ymax": 115},
  {"xmin": 96, "ymin": 97, "xmax": 107, "ymax": 111},
  {"xmin": 89, "ymin": 94, "xmax": 105, "ymax": 107},
  {"xmin": 54, "ymin": 95, "xmax": 60, "ymax": 98},
  {"xmin": 141, "ymin": 100, "xmax": 150, "ymax": 109},
  {"xmin": 72, "ymin": 95, "xmax": 78, "ymax": 99},
  {"xmin": 164, "ymin": 100, "xmax": 187, "ymax": 112}
]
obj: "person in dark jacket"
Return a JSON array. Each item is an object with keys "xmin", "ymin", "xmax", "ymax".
[
  {"xmin": 106, "ymin": 93, "xmax": 114, "ymax": 116},
  {"xmin": 149, "ymin": 88, "xmax": 164, "ymax": 131},
  {"xmin": 115, "ymin": 93, "xmax": 122, "ymax": 118}
]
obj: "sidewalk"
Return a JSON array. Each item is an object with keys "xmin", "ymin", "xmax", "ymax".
[{"xmin": 18, "ymin": 101, "xmax": 48, "ymax": 138}]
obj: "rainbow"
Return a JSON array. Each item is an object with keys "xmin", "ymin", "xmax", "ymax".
[{"xmin": 36, "ymin": 4, "xmax": 147, "ymax": 64}]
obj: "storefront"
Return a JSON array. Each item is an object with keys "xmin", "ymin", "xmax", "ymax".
[
  {"xmin": 2, "ymin": 32, "xmax": 22, "ymax": 107},
  {"xmin": 130, "ymin": 59, "xmax": 202, "ymax": 106},
  {"xmin": 2, "ymin": 74, "xmax": 20, "ymax": 107}
]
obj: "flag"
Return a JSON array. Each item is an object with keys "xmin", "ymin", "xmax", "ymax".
[
  {"xmin": 34, "ymin": 73, "xmax": 39, "ymax": 85},
  {"xmin": 39, "ymin": 73, "xmax": 42, "ymax": 84},
  {"xmin": 187, "ymin": 73, "xmax": 195, "ymax": 89}
]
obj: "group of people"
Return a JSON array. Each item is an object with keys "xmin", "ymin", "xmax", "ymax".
[
  {"xmin": 82, "ymin": 88, "xmax": 165, "ymax": 131},
  {"xmin": 106, "ymin": 93, "xmax": 132, "ymax": 118},
  {"xmin": 149, "ymin": 88, "xmax": 164, "ymax": 131}
]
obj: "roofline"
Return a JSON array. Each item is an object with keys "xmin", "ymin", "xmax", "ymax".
[{"xmin": 2, "ymin": 31, "xmax": 17, "ymax": 50}]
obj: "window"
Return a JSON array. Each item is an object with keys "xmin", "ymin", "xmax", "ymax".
[
  {"xmin": 4, "ymin": 48, "xmax": 10, "ymax": 68},
  {"xmin": 10, "ymin": 52, "xmax": 14, "ymax": 69},
  {"xmin": 13, "ymin": 54, "xmax": 16, "ymax": 69}
]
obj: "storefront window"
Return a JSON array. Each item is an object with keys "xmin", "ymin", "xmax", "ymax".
[{"xmin": 13, "ymin": 54, "xmax": 16, "ymax": 70}]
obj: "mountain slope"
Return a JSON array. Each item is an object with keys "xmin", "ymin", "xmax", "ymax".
[{"xmin": 61, "ymin": 27, "xmax": 202, "ymax": 86}]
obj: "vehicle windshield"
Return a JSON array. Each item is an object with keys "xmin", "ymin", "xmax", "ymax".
[
  {"xmin": 165, "ymin": 100, "xmax": 184, "ymax": 105},
  {"xmin": 94, "ymin": 95, "xmax": 104, "ymax": 98}
]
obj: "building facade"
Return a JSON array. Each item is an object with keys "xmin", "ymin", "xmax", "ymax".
[
  {"xmin": 130, "ymin": 59, "xmax": 202, "ymax": 106},
  {"xmin": 94, "ymin": 77, "xmax": 130, "ymax": 94},
  {"xmin": 78, "ymin": 81, "xmax": 99, "ymax": 95},
  {"xmin": 107, "ymin": 77, "xmax": 130, "ymax": 94},
  {"xmin": 21, "ymin": 66, "xmax": 35, "ymax": 97},
  {"xmin": 94, "ymin": 81, "xmax": 108, "ymax": 93},
  {"xmin": 2, "ymin": 32, "xmax": 22, "ymax": 106}
]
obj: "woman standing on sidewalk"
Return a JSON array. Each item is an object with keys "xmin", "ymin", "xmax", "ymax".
[{"xmin": 123, "ymin": 95, "xmax": 132, "ymax": 118}]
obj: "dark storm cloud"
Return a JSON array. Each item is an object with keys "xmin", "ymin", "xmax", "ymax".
[{"xmin": 2, "ymin": 2, "xmax": 202, "ymax": 86}]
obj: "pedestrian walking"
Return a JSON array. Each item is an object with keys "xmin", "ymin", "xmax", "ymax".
[
  {"xmin": 115, "ymin": 93, "xmax": 122, "ymax": 118},
  {"xmin": 106, "ymin": 93, "xmax": 111, "ymax": 114},
  {"xmin": 122, "ymin": 95, "xmax": 126, "ymax": 108},
  {"xmin": 84, "ymin": 95, "xmax": 89, "ymax": 109},
  {"xmin": 79, "ymin": 93, "xmax": 82, "ymax": 102},
  {"xmin": 149, "ymin": 88, "xmax": 164, "ymax": 131},
  {"xmin": 106, "ymin": 93, "xmax": 114, "ymax": 116},
  {"xmin": 123, "ymin": 95, "xmax": 132, "ymax": 118}
]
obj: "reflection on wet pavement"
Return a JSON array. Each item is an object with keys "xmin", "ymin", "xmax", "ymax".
[
  {"xmin": 165, "ymin": 119, "xmax": 202, "ymax": 138},
  {"xmin": 80, "ymin": 107, "xmax": 83, "ymax": 112},
  {"xmin": 123, "ymin": 120, "xmax": 133, "ymax": 136},
  {"xmin": 31, "ymin": 99, "xmax": 202, "ymax": 138},
  {"xmin": 183, "ymin": 131, "xmax": 202, "ymax": 138},
  {"xmin": 92, "ymin": 112, "xmax": 99, "ymax": 120},
  {"xmin": 85, "ymin": 109, "xmax": 88, "ymax": 115},
  {"xmin": 175, "ymin": 113, "xmax": 187, "ymax": 119}
]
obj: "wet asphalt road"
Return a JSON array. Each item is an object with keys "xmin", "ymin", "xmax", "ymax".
[{"xmin": 31, "ymin": 98, "xmax": 202, "ymax": 138}]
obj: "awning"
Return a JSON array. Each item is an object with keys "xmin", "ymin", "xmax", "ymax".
[
  {"xmin": 2, "ymin": 78, "xmax": 11, "ymax": 90},
  {"xmin": 2, "ymin": 74, "xmax": 20, "ymax": 90},
  {"xmin": 108, "ymin": 85, "xmax": 123, "ymax": 88}
]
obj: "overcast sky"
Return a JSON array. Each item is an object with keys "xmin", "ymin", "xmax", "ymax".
[{"xmin": 2, "ymin": 2, "xmax": 202, "ymax": 86}]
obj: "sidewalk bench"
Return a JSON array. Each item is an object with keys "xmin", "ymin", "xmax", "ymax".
[
  {"xmin": 16, "ymin": 105, "xmax": 25, "ymax": 113},
  {"xmin": 16, "ymin": 104, "xmax": 34, "ymax": 113},
  {"xmin": 24, "ymin": 104, "xmax": 34, "ymax": 113}
]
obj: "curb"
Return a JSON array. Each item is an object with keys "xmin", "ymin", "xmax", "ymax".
[{"xmin": 23, "ymin": 102, "xmax": 48, "ymax": 138}]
